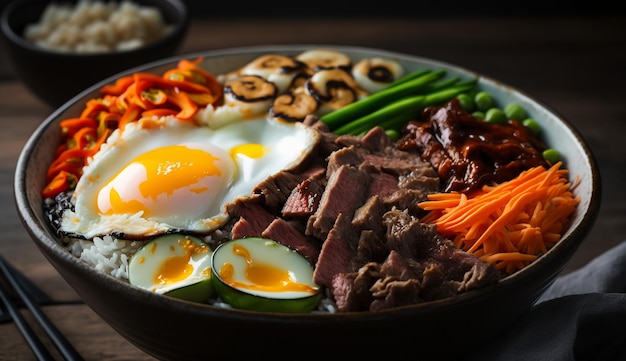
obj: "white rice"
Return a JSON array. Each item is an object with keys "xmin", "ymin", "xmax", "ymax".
[
  {"xmin": 66, "ymin": 236, "xmax": 142, "ymax": 279},
  {"xmin": 24, "ymin": 0, "xmax": 172, "ymax": 53}
]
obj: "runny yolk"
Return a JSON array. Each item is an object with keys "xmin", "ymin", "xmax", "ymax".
[
  {"xmin": 98, "ymin": 144, "xmax": 222, "ymax": 216},
  {"xmin": 230, "ymin": 143, "xmax": 266, "ymax": 159},
  {"xmin": 153, "ymin": 237, "xmax": 210, "ymax": 285},
  {"xmin": 219, "ymin": 244, "xmax": 316, "ymax": 294}
]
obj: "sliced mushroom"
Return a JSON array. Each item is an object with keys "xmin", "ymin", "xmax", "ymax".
[
  {"xmin": 305, "ymin": 68, "xmax": 366, "ymax": 115},
  {"xmin": 239, "ymin": 54, "xmax": 307, "ymax": 93},
  {"xmin": 296, "ymin": 49, "xmax": 352, "ymax": 72},
  {"xmin": 270, "ymin": 90, "xmax": 319, "ymax": 123},
  {"xmin": 352, "ymin": 57, "xmax": 405, "ymax": 93},
  {"xmin": 224, "ymin": 75, "xmax": 278, "ymax": 117}
]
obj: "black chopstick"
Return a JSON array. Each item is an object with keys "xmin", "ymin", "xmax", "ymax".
[{"xmin": 0, "ymin": 255, "xmax": 84, "ymax": 361}]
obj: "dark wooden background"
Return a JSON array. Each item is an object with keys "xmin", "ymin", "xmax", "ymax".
[{"xmin": 1, "ymin": 6, "xmax": 625, "ymax": 360}]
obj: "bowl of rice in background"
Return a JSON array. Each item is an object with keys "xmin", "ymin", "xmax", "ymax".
[
  {"xmin": 14, "ymin": 45, "xmax": 601, "ymax": 361},
  {"xmin": 1, "ymin": 0, "xmax": 189, "ymax": 107}
]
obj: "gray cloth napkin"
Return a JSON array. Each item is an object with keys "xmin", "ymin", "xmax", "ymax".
[{"xmin": 467, "ymin": 241, "xmax": 626, "ymax": 361}]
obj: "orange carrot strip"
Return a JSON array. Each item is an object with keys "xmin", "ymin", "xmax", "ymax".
[{"xmin": 418, "ymin": 162, "xmax": 580, "ymax": 274}]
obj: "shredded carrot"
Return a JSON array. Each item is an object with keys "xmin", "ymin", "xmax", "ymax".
[{"xmin": 418, "ymin": 162, "xmax": 580, "ymax": 274}]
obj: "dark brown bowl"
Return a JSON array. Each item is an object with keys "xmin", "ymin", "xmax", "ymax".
[
  {"xmin": 1, "ymin": 0, "xmax": 189, "ymax": 108},
  {"xmin": 14, "ymin": 45, "xmax": 601, "ymax": 361}
]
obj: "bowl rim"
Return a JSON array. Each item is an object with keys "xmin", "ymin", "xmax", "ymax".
[
  {"xmin": 13, "ymin": 44, "xmax": 602, "ymax": 319},
  {"xmin": 0, "ymin": 0, "xmax": 189, "ymax": 58}
]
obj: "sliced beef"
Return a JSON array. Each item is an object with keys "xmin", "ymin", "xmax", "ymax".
[
  {"xmin": 261, "ymin": 218, "xmax": 321, "ymax": 264},
  {"xmin": 332, "ymin": 262, "xmax": 381, "ymax": 312},
  {"xmin": 326, "ymin": 146, "xmax": 364, "ymax": 176},
  {"xmin": 281, "ymin": 171, "xmax": 326, "ymax": 218},
  {"xmin": 312, "ymin": 213, "xmax": 360, "ymax": 290},
  {"xmin": 359, "ymin": 126, "xmax": 393, "ymax": 152},
  {"xmin": 365, "ymin": 170, "xmax": 399, "ymax": 200},
  {"xmin": 356, "ymin": 229, "xmax": 388, "ymax": 265},
  {"xmin": 351, "ymin": 195, "xmax": 387, "ymax": 235},
  {"xmin": 228, "ymin": 198, "xmax": 276, "ymax": 239},
  {"xmin": 305, "ymin": 165, "xmax": 370, "ymax": 240},
  {"xmin": 253, "ymin": 171, "xmax": 308, "ymax": 212}
]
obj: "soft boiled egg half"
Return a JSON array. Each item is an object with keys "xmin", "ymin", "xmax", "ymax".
[
  {"xmin": 59, "ymin": 115, "xmax": 319, "ymax": 239},
  {"xmin": 128, "ymin": 233, "xmax": 214, "ymax": 302},
  {"xmin": 211, "ymin": 237, "xmax": 321, "ymax": 313}
]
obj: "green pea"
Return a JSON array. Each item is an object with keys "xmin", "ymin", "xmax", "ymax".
[
  {"xmin": 385, "ymin": 129, "xmax": 400, "ymax": 141},
  {"xmin": 472, "ymin": 111, "xmax": 486, "ymax": 119},
  {"xmin": 504, "ymin": 103, "xmax": 527, "ymax": 121},
  {"xmin": 457, "ymin": 93, "xmax": 475, "ymax": 112},
  {"xmin": 484, "ymin": 108, "xmax": 507, "ymax": 124},
  {"xmin": 542, "ymin": 148, "xmax": 560, "ymax": 164},
  {"xmin": 522, "ymin": 118, "xmax": 541, "ymax": 135},
  {"xmin": 474, "ymin": 91, "xmax": 495, "ymax": 112}
]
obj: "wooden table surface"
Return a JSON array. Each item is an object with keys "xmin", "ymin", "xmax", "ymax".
[{"xmin": 1, "ymin": 15, "xmax": 625, "ymax": 360}]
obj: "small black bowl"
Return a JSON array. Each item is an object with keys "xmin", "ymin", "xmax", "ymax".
[{"xmin": 1, "ymin": 0, "xmax": 189, "ymax": 107}]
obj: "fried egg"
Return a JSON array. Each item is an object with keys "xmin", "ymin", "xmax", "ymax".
[{"xmin": 60, "ymin": 115, "xmax": 319, "ymax": 239}]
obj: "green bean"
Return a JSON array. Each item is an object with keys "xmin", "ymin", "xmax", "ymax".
[
  {"xmin": 333, "ymin": 82, "xmax": 475, "ymax": 135},
  {"xmin": 382, "ymin": 69, "xmax": 431, "ymax": 89},
  {"xmin": 320, "ymin": 69, "xmax": 446, "ymax": 130}
]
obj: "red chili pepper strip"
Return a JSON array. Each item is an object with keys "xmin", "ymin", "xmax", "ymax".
[
  {"xmin": 176, "ymin": 58, "xmax": 224, "ymax": 105},
  {"xmin": 46, "ymin": 148, "xmax": 90, "ymax": 181},
  {"xmin": 72, "ymin": 127, "xmax": 96, "ymax": 150},
  {"xmin": 142, "ymin": 108, "xmax": 178, "ymax": 118},
  {"xmin": 167, "ymin": 90, "xmax": 198, "ymax": 120},
  {"xmin": 80, "ymin": 99, "xmax": 109, "ymax": 119},
  {"xmin": 118, "ymin": 104, "xmax": 143, "ymax": 131},
  {"xmin": 43, "ymin": 58, "xmax": 225, "ymax": 198},
  {"xmin": 187, "ymin": 92, "xmax": 217, "ymax": 106},
  {"xmin": 100, "ymin": 75, "xmax": 135, "ymax": 96},
  {"xmin": 42, "ymin": 171, "xmax": 78, "ymax": 199},
  {"xmin": 141, "ymin": 88, "xmax": 168, "ymax": 106},
  {"xmin": 60, "ymin": 118, "xmax": 98, "ymax": 137}
]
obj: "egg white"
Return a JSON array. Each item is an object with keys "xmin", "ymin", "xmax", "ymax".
[{"xmin": 60, "ymin": 114, "xmax": 319, "ymax": 239}]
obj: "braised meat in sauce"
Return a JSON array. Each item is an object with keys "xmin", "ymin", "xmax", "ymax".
[{"xmin": 397, "ymin": 98, "xmax": 548, "ymax": 194}]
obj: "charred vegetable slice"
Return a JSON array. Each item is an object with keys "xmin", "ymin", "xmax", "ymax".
[
  {"xmin": 211, "ymin": 237, "xmax": 320, "ymax": 313},
  {"xmin": 223, "ymin": 75, "xmax": 278, "ymax": 117},
  {"xmin": 270, "ymin": 90, "xmax": 319, "ymax": 122},
  {"xmin": 352, "ymin": 57, "xmax": 405, "ymax": 93}
]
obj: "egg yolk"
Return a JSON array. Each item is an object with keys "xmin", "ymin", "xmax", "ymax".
[
  {"xmin": 149, "ymin": 237, "xmax": 210, "ymax": 286},
  {"xmin": 230, "ymin": 143, "xmax": 267, "ymax": 159},
  {"xmin": 219, "ymin": 244, "xmax": 317, "ymax": 294},
  {"xmin": 96, "ymin": 144, "xmax": 230, "ymax": 217}
]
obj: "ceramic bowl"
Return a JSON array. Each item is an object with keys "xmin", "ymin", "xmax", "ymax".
[
  {"xmin": 14, "ymin": 45, "xmax": 601, "ymax": 360},
  {"xmin": 1, "ymin": 0, "xmax": 189, "ymax": 107}
]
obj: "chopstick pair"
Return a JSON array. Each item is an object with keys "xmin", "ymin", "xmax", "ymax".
[{"xmin": 0, "ymin": 255, "xmax": 84, "ymax": 361}]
